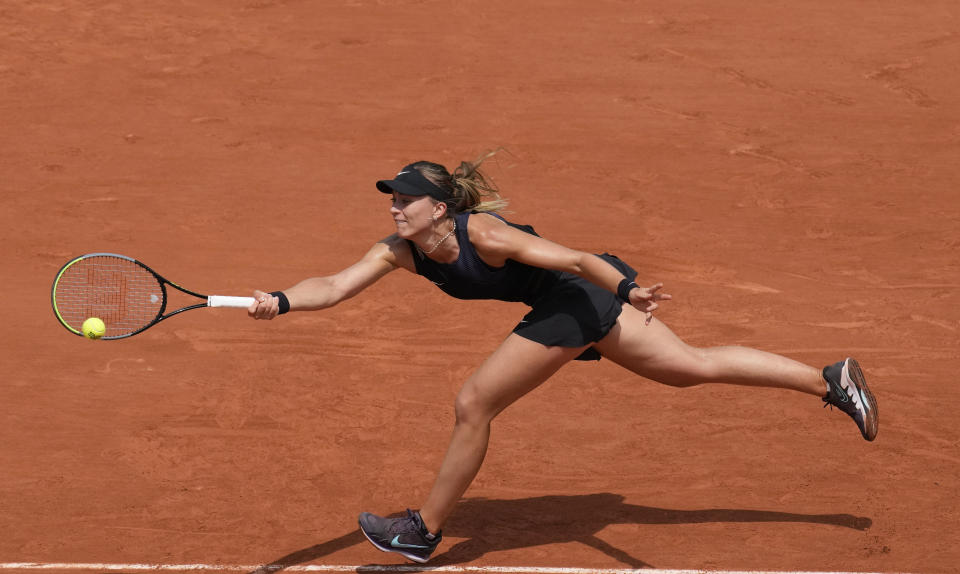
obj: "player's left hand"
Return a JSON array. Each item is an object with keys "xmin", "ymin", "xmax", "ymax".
[{"xmin": 628, "ymin": 282, "xmax": 671, "ymax": 324}]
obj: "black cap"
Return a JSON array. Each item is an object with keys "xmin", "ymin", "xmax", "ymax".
[{"xmin": 376, "ymin": 163, "xmax": 451, "ymax": 202}]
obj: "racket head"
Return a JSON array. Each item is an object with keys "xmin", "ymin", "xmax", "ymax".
[{"xmin": 51, "ymin": 253, "xmax": 167, "ymax": 339}]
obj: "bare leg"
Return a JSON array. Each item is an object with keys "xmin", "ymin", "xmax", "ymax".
[
  {"xmin": 593, "ymin": 304, "xmax": 827, "ymax": 395},
  {"xmin": 419, "ymin": 307, "xmax": 825, "ymax": 533},
  {"xmin": 417, "ymin": 334, "xmax": 587, "ymax": 534}
]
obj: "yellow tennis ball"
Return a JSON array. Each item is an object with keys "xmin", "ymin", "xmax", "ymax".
[{"xmin": 82, "ymin": 317, "xmax": 106, "ymax": 340}]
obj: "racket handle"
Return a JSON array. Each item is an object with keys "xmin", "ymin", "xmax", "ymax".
[{"xmin": 207, "ymin": 295, "xmax": 257, "ymax": 308}]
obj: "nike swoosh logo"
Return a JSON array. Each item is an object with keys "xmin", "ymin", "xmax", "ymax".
[
  {"xmin": 397, "ymin": 170, "xmax": 412, "ymax": 176},
  {"xmin": 391, "ymin": 535, "xmax": 430, "ymax": 549},
  {"xmin": 832, "ymin": 381, "xmax": 850, "ymax": 403}
]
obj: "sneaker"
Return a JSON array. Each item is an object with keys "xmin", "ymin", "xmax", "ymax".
[
  {"xmin": 822, "ymin": 357, "xmax": 878, "ymax": 441},
  {"xmin": 358, "ymin": 509, "xmax": 441, "ymax": 563}
]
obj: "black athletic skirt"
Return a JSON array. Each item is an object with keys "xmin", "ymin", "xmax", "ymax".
[{"xmin": 512, "ymin": 253, "xmax": 637, "ymax": 361}]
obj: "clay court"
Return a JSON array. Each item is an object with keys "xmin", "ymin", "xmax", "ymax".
[{"xmin": 2, "ymin": 1, "xmax": 959, "ymax": 572}]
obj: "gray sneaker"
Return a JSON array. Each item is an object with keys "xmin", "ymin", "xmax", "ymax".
[
  {"xmin": 358, "ymin": 509, "xmax": 441, "ymax": 563},
  {"xmin": 823, "ymin": 358, "xmax": 878, "ymax": 441}
]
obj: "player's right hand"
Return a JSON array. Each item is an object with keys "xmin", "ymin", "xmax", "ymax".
[{"xmin": 248, "ymin": 290, "xmax": 280, "ymax": 320}]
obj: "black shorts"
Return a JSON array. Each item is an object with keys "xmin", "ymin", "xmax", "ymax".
[{"xmin": 512, "ymin": 253, "xmax": 637, "ymax": 361}]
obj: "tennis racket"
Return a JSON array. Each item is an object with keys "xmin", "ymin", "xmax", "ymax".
[{"xmin": 51, "ymin": 253, "xmax": 256, "ymax": 340}]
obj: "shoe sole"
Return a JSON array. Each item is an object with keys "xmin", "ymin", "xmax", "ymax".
[
  {"xmin": 358, "ymin": 518, "xmax": 431, "ymax": 564},
  {"xmin": 847, "ymin": 358, "xmax": 879, "ymax": 441}
]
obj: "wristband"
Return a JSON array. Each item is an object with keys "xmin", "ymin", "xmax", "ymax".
[
  {"xmin": 617, "ymin": 279, "xmax": 638, "ymax": 302},
  {"xmin": 269, "ymin": 291, "xmax": 290, "ymax": 315}
]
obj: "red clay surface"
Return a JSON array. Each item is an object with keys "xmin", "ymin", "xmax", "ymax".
[{"xmin": 2, "ymin": 1, "xmax": 959, "ymax": 572}]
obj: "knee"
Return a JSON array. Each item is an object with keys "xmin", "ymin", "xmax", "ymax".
[
  {"xmin": 656, "ymin": 349, "xmax": 722, "ymax": 388},
  {"xmin": 454, "ymin": 388, "xmax": 494, "ymax": 427}
]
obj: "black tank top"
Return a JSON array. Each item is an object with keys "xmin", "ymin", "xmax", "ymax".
[{"xmin": 406, "ymin": 211, "xmax": 560, "ymax": 305}]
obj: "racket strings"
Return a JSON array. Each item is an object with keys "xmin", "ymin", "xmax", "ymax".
[{"xmin": 53, "ymin": 256, "xmax": 163, "ymax": 336}]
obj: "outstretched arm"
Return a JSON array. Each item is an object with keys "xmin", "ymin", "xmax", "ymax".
[
  {"xmin": 469, "ymin": 214, "xmax": 671, "ymax": 323},
  {"xmin": 248, "ymin": 235, "xmax": 412, "ymax": 320}
]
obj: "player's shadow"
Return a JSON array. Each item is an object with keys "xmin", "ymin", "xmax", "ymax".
[{"xmin": 248, "ymin": 493, "xmax": 872, "ymax": 572}]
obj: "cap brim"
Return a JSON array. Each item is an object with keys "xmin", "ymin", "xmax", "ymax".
[{"xmin": 376, "ymin": 179, "xmax": 430, "ymax": 196}]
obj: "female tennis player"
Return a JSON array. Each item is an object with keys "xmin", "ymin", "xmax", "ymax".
[{"xmin": 247, "ymin": 156, "xmax": 878, "ymax": 564}]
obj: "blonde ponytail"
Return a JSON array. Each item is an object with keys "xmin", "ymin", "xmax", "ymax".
[
  {"xmin": 409, "ymin": 150, "xmax": 509, "ymax": 215},
  {"xmin": 450, "ymin": 151, "xmax": 509, "ymax": 214}
]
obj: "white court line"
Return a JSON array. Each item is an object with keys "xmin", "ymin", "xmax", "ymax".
[{"xmin": 0, "ymin": 564, "xmax": 895, "ymax": 574}]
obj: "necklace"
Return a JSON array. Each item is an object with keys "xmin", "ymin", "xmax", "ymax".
[{"xmin": 421, "ymin": 220, "xmax": 457, "ymax": 255}]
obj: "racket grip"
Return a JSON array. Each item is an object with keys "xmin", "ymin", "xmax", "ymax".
[{"xmin": 207, "ymin": 295, "xmax": 257, "ymax": 308}]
